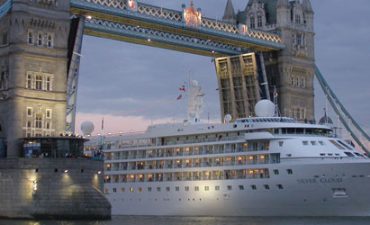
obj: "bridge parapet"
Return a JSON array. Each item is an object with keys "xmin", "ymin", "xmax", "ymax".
[{"xmin": 75, "ymin": 0, "xmax": 282, "ymax": 46}]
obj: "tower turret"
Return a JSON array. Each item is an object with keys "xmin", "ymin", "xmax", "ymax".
[
  {"xmin": 276, "ymin": 0, "xmax": 290, "ymax": 27},
  {"xmin": 222, "ymin": 0, "xmax": 236, "ymax": 23}
]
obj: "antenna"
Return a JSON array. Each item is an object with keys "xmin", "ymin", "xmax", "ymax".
[{"xmin": 273, "ymin": 86, "xmax": 280, "ymax": 117}]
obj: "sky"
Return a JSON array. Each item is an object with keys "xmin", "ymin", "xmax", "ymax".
[{"xmin": 75, "ymin": 0, "xmax": 370, "ymax": 140}]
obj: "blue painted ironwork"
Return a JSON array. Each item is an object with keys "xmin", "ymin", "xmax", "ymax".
[
  {"xmin": 66, "ymin": 17, "xmax": 85, "ymax": 133},
  {"xmin": 85, "ymin": 18, "xmax": 247, "ymax": 55},
  {"xmin": 70, "ymin": 0, "xmax": 284, "ymax": 51},
  {"xmin": 315, "ymin": 65, "xmax": 370, "ymax": 153},
  {"xmin": 0, "ymin": 0, "xmax": 12, "ymax": 19}
]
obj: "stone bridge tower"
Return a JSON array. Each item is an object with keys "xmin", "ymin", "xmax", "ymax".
[
  {"xmin": 0, "ymin": 0, "xmax": 70, "ymax": 157},
  {"xmin": 222, "ymin": 0, "xmax": 315, "ymax": 122}
]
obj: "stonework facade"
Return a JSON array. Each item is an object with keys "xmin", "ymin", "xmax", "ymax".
[
  {"xmin": 0, "ymin": 0, "xmax": 70, "ymax": 157},
  {"xmin": 222, "ymin": 0, "xmax": 315, "ymax": 122},
  {"xmin": 0, "ymin": 158, "xmax": 111, "ymax": 219}
]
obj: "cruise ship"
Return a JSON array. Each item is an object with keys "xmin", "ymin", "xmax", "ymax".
[{"xmin": 84, "ymin": 84, "xmax": 370, "ymax": 216}]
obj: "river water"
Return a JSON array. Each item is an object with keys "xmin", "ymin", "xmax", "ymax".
[{"xmin": 1, "ymin": 216, "xmax": 370, "ymax": 225}]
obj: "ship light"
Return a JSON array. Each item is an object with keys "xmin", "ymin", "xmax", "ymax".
[
  {"xmin": 260, "ymin": 155, "xmax": 265, "ymax": 159},
  {"xmin": 33, "ymin": 180, "xmax": 38, "ymax": 192},
  {"xmin": 130, "ymin": 174, "xmax": 135, "ymax": 179},
  {"xmin": 64, "ymin": 170, "xmax": 69, "ymax": 173},
  {"xmin": 97, "ymin": 171, "xmax": 102, "ymax": 175},
  {"xmin": 249, "ymin": 156, "xmax": 253, "ymax": 160},
  {"xmin": 86, "ymin": 15, "xmax": 92, "ymax": 20},
  {"xmin": 237, "ymin": 156, "xmax": 242, "ymax": 161}
]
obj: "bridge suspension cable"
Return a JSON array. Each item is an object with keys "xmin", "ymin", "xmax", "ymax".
[{"xmin": 314, "ymin": 65, "xmax": 370, "ymax": 154}]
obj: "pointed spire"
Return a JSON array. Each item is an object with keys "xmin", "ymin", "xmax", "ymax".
[
  {"xmin": 277, "ymin": 0, "xmax": 289, "ymax": 8},
  {"xmin": 222, "ymin": 0, "xmax": 236, "ymax": 23},
  {"xmin": 302, "ymin": 0, "xmax": 313, "ymax": 13}
]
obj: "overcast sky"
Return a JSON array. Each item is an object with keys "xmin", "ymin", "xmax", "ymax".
[{"xmin": 76, "ymin": 0, "xmax": 370, "ymax": 139}]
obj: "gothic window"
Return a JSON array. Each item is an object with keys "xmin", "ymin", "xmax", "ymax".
[
  {"xmin": 296, "ymin": 33, "xmax": 304, "ymax": 46},
  {"xmin": 47, "ymin": 33, "xmax": 53, "ymax": 48},
  {"xmin": 35, "ymin": 75, "xmax": 43, "ymax": 90},
  {"xmin": 2, "ymin": 32, "xmax": 7, "ymax": 45},
  {"xmin": 289, "ymin": 75, "xmax": 295, "ymax": 86},
  {"xmin": 295, "ymin": 77, "xmax": 299, "ymax": 87},
  {"xmin": 37, "ymin": 33, "xmax": 43, "ymax": 46},
  {"xmin": 27, "ymin": 121, "xmax": 32, "ymax": 128},
  {"xmin": 28, "ymin": 30, "xmax": 33, "ymax": 44},
  {"xmin": 46, "ymin": 122, "xmax": 50, "ymax": 129},
  {"xmin": 27, "ymin": 107, "xmax": 33, "ymax": 117},
  {"xmin": 295, "ymin": 14, "xmax": 301, "ymax": 24},
  {"xmin": 0, "ymin": 70, "xmax": 6, "ymax": 90},
  {"xmin": 46, "ymin": 109, "xmax": 52, "ymax": 119},
  {"xmin": 250, "ymin": 16, "xmax": 255, "ymax": 29},
  {"xmin": 46, "ymin": 76, "xmax": 51, "ymax": 91},
  {"xmin": 299, "ymin": 77, "xmax": 306, "ymax": 88},
  {"xmin": 35, "ymin": 114, "xmax": 42, "ymax": 129},
  {"xmin": 257, "ymin": 14, "xmax": 263, "ymax": 28},
  {"xmin": 26, "ymin": 73, "xmax": 32, "ymax": 89}
]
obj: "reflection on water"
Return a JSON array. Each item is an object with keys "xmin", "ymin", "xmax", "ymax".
[{"xmin": 1, "ymin": 216, "xmax": 370, "ymax": 225}]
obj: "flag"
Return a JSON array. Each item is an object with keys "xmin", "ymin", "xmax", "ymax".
[
  {"xmin": 179, "ymin": 85, "xmax": 186, "ymax": 92},
  {"xmin": 176, "ymin": 94, "xmax": 182, "ymax": 100}
]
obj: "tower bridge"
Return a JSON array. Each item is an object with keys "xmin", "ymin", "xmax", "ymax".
[{"xmin": 0, "ymin": 0, "xmax": 368, "ymax": 157}]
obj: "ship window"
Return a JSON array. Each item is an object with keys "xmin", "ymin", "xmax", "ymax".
[
  {"xmin": 287, "ymin": 169, "xmax": 293, "ymax": 175},
  {"xmin": 130, "ymin": 187, "xmax": 134, "ymax": 192},
  {"xmin": 175, "ymin": 186, "xmax": 179, "ymax": 191},
  {"xmin": 279, "ymin": 141, "xmax": 284, "ymax": 147},
  {"xmin": 157, "ymin": 187, "xmax": 161, "ymax": 192},
  {"xmin": 344, "ymin": 152, "xmax": 354, "ymax": 157},
  {"xmin": 251, "ymin": 185, "xmax": 257, "ymax": 190},
  {"xmin": 166, "ymin": 187, "xmax": 170, "ymax": 192},
  {"xmin": 195, "ymin": 186, "xmax": 199, "ymax": 191},
  {"xmin": 337, "ymin": 140, "xmax": 352, "ymax": 150},
  {"xmin": 302, "ymin": 141, "xmax": 308, "ymax": 145},
  {"xmin": 204, "ymin": 186, "xmax": 209, "ymax": 191},
  {"xmin": 273, "ymin": 169, "xmax": 279, "ymax": 175},
  {"xmin": 238, "ymin": 185, "xmax": 244, "ymax": 190},
  {"xmin": 319, "ymin": 141, "xmax": 325, "ymax": 145},
  {"xmin": 185, "ymin": 186, "xmax": 189, "ymax": 191},
  {"xmin": 277, "ymin": 184, "xmax": 284, "ymax": 190},
  {"xmin": 112, "ymin": 188, "xmax": 117, "ymax": 193},
  {"xmin": 138, "ymin": 187, "xmax": 143, "ymax": 192},
  {"xmin": 264, "ymin": 185, "xmax": 270, "ymax": 190},
  {"xmin": 329, "ymin": 140, "xmax": 345, "ymax": 150},
  {"xmin": 147, "ymin": 187, "xmax": 152, "ymax": 192},
  {"xmin": 215, "ymin": 186, "xmax": 220, "ymax": 191},
  {"xmin": 121, "ymin": 187, "xmax": 125, "ymax": 192},
  {"xmin": 227, "ymin": 185, "xmax": 232, "ymax": 191},
  {"xmin": 320, "ymin": 153, "xmax": 325, "ymax": 156},
  {"xmin": 310, "ymin": 141, "xmax": 317, "ymax": 145}
]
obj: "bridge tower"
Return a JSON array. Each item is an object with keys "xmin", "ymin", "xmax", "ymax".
[
  {"xmin": 275, "ymin": 0, "xmax": 315, "ymax": 121},
  {"xmin": 221, "ymin": 0, "xmax": 315, "ymax": 122},
  {"xmin": 0, "ymin": 0, "xmax": 70, "ymax": 157}
]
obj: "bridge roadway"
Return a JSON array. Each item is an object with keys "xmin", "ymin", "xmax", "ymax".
[{"xmin": 69, "ymin": 0, "xmax": 284, "ymax": 57}]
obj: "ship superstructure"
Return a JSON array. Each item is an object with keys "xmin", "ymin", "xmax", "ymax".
[{"xmin": 85, "ymin": 115, "xmax": 370, "ymax": 216}]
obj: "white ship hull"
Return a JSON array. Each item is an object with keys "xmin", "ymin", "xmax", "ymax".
[{"xmin": 106, "ymin": 160, "xmax": 370, "ymax": 216}]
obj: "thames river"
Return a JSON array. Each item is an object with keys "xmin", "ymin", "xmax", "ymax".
[{"xmin": 1, "ymin": 217, "xmax": 370, "ymax": 225}]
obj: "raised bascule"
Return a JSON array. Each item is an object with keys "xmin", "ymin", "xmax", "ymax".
[{"xmin": 0, "ymin": 0, "xmax": 368, "ymax": 219}]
